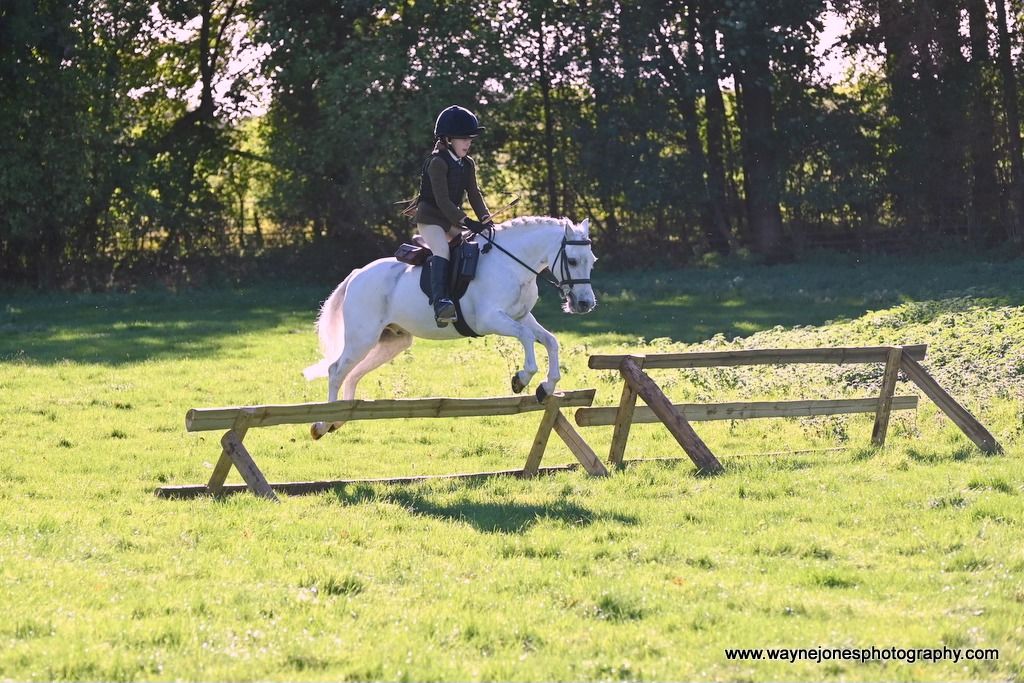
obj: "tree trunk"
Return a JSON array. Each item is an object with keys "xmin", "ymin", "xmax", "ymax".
[
  {"xmin": 579, "ymin": 0, "xmax": 619, "ymax": 248},
  {"xmin": 724, "ymin": 79, "xmax": 747, "ymax": 244},
  {"xmin": 198, "ymin": 0, "xmax": 216, "ymax": 121},
  {"xmin": 877, "ymin": 0, "xmax": 921, "ymax": 231},
  {"xmin": 697, "ymin": 1, "xmax": 736, "ymax": 252},
  {"xmin": 238, "ymin": 193, "xmax": 246, "ymax": 250},
  {"xmin": 683, "ymin": 7, "xmax": 729, "ymax": 254},
  {"xmin": 737, "ymin": 80, "xmax": 785, "ymax": 260},
  {"xmin": 995, "ymin": 0, "xmax": 1024, "ymax": 241},
  {"xmin": 931, "ymin": 0, "xmax": 973, "ymax": 239},
  {"xmin": 731, "ymin": 10, "xmax": 786, "ymax": 261},
  {"xmin": 966, "ymin": 0, "xmax": 1002, "ymax": 244},
  {"xmin": 654, "ymin": 6, "xmax": 728, "ymax": 254},
  {"xmin": 254, "ymin": 210, "xmax": 264, "ymax": 249},
  {"xmin": 535, "ymin": 13, "xmax": 559, "ymax": 217}
]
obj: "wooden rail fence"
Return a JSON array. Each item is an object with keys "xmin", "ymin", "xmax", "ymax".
[
  {"xmin": 576, "ymin": 344, "xmax": 1000, "ymax": 473},
  {"xmin": 158, "ymin": 389, "xmax": 607, "ymax": 502}
]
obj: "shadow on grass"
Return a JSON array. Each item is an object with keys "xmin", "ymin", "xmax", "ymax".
[
  {"xmin": 6, "ymin": 256, "xmax": 1024, "ymax": 365},
  {"xmin": 0, "ymin": 282, "xmax": 864, "ymax": 365},
  {"xmin": 531, "ymin": 287, "xmax": 873, "ymax": 344},
  {"xmin": 533, "ymin": 259, "xmax": 1024, "ymax": 343},
  {"xmin": 331, "ymin": 483, "xmax": 639, "ymax": 534},
  {"xmin": 0, "ymin": 286, "xmax": 324, "ymax": 366}
]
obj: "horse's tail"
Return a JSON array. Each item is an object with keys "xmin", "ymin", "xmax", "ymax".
[{"xmin": 302, "ymin": 270, "xmax": 356, "ymax": 380}]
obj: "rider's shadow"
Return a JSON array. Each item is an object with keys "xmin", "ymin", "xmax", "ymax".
[{"xmin": 331, "ymin": 483, "xmax": 639, "ymax": 534}]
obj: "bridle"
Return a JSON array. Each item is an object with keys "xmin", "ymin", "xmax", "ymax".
[
  {"xmin": 475, "ymin": 225, "xmax": 592, "ymax": 302},
  {"xmin": 549, "ymin": 231, "xmax": 593, "ymax": 300}
]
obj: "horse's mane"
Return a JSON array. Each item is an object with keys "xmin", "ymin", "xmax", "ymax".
[{"xmin": 494, "ymin": 216, "xmax": 572, "ymax": 232}]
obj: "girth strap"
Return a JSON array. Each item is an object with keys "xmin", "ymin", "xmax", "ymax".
[{"xmin": 452, "ymin": 299, "xmax": 480, "ymax": 338}]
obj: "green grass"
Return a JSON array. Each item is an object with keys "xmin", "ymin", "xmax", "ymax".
[{"xmin": 1, "ymin": 255, "xmax": 1022, "ymax": 681}]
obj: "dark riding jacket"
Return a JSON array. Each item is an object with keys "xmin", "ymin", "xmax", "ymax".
[{"xmin": 413, "ymin": 147, "xmax": 490, "ymax": 229}]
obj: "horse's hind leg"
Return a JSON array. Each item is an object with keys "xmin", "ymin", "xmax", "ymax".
[
  {"xmin": 311, "ymin": 327, "xmax": 413, "ymax": 439},
  {"xmin": 310, "ymin": 326, "xmax": 381, "ymax": 440},
  {"xmin": 340, "ymin": 327, "xmax": 413, "ymax": 401}
]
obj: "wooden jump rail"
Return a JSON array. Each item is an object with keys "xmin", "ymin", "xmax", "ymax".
[
  {"xmin": 157, "ymin": 389, "xmax": 608, "ymax": 502},
  {"xmin": 576, "ymin": 344, "xmax": 1001, "ymax": 474}
]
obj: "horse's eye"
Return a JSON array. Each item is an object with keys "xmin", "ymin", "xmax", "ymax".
[{"xmin": 568, "ymin": 258, "xmax": 579, "ymax": 267}]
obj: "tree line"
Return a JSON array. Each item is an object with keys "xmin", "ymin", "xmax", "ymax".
[{"xmin": 3, "ymin": 0, "xmax": 1024, "ymax": 288}]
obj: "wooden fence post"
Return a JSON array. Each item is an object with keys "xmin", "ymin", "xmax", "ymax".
[
  {"xmin": 619, "ymin": 357, "xmax": 723, "ymax": 474},
  {"xmin": 899, "ymin": 355, "xmax": 1002, "ymax": 454},
  {"xmin": 552, "ymin": 413, "xmax": 609, "ymax": 476},
  {"xmin": 207, "ymin": 414, "xmax": 249, "ymax": 496},
  {"xmin": 220, "ymin": 426, "xmax": 279, "ymax": 502},
  {"xmin": 608, "ymin": 355, "xmax": 644, "ymax": 468},
  {"xmin": 522, "ymin": 396, "xmax": 563, "ymax": 477},
  {"xmin": 871, "ymin": 346, "xmax": 903, "ymax": 447}
]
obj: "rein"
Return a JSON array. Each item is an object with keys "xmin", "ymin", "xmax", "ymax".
[{"xmin": 474, "ymin": 226, "xmax": 591, "ymax": 299}]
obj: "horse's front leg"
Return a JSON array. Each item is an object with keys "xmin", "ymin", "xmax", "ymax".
[
  {"xmin": 480, "ymin": 312, "xmax": 539, "ymax": 396},
  {"xmin": 522, "ymin": 313, "xmax": 560, "ymax": 401}
]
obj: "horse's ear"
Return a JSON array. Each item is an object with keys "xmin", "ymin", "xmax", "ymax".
[{"xmin": 580, "ymin": 218, "xmax": 590, "ymax": 236}]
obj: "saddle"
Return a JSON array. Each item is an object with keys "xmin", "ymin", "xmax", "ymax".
[{"xmin": 394, "ymin": 232, "xmax": 481, "ymax": 337}]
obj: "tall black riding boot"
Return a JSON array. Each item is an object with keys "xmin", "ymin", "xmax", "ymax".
[{"xmin": 430, "ymin": 255, "xmax": 457, "ymax": 327}]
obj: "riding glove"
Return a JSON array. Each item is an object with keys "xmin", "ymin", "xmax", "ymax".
[{"xmin": 463, "ymin": 217, "xmax": 487, "ymax": 234}]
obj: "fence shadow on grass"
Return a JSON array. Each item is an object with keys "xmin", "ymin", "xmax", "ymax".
[{"xmin": 331, "ymin": 483, "xmax": 639, "ymax": 534}]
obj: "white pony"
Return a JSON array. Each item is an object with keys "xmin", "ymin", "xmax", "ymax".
[{"xmin": 303, "ymin": 216, "xmax": 597, "ymax": 439}]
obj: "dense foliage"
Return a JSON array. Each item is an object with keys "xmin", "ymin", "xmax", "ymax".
[{"xmin": 4, "ymin": 0, "xmax": 1024, "ymax": 287}]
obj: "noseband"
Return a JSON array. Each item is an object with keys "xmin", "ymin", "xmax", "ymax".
[{"xmin": 475, "ymin": 226, "xmax": 592, "ymax": 302}]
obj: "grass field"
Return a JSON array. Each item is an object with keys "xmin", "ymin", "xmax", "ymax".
[{"xmin": 1, "ymin": 254, "xmax": 1022, "ymax": 681}]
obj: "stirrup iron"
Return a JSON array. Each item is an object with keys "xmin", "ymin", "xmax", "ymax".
[{"xmin": 435, "ymin": 299, "xmax": 456, "ymax": 327}]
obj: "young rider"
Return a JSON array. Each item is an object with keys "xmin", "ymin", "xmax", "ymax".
[{"xmin": 413, "ymin": 105, "xmax": 494, "ymax": 327}]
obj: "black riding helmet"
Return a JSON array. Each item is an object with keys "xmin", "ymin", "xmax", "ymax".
[{"xmin": 434, "ymin": 105, "xmax": 485, "ymax": 138}]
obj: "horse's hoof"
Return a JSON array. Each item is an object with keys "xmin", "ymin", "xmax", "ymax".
[
  {"xmin": 536, "ymin": 384, "xmax": 549, "ymax": 403},
  {"xmin": 328, "ymin": 423, "xmax": 340, "ymax": 433},
  {"xmin": 311, "ymin": 424, "xmax": 323, "ymax": 440},
  {"xmin": 511, "ymin": 374, "xmax": 525, "ymax": 394}
]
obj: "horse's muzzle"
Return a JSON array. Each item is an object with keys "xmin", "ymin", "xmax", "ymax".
[{"xmin": 574, "ymin": 298, "xmax": 596, "ymax": 314}]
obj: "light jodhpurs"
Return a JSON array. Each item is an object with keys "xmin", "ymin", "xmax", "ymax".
[{"xmin": 417, "ymin": 223, "xmax": 459, "ymax": 260}]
